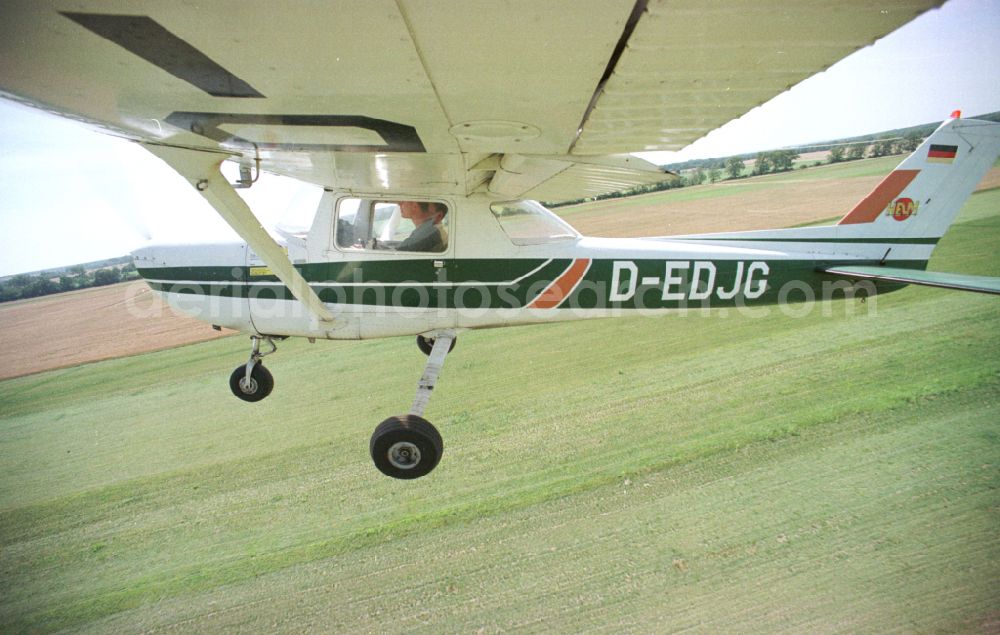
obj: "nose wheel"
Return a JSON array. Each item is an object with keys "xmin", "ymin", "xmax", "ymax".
[
  {"xmin": 370, "ymin": 331, "xmax": 456, "ymax": 479},
  {"xmin": 229, "ymin": 363, "xmax": 273, "ymax": 401},
  {"xmin": 229, "ymin": 336, "xmax": 277, "ymax": 402}
]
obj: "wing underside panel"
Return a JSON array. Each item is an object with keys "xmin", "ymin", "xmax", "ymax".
[
  {"xmin": 574, "ymin": 0, "xmax": 942, "ymax": 154},
  {"xmin": 0, "ymin": 0, "xmax": 941, "ymax": 196}
]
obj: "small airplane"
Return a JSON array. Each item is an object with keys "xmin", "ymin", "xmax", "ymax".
[{"xmin": 2, "ymin": 1, "xmax": 997, "ymax": 479}]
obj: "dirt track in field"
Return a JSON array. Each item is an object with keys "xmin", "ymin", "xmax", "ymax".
[
  {"xmin": 0, "ymin": 282, "xmax": 231, "ymax": 380},
  {"xmin": 1, "ymin": 167, "xmax": 997, "ymax": 381}
]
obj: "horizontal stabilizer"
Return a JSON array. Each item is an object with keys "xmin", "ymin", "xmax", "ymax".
[{"xmin": 823, "ymin": 265, "xmax": 1000, "ymax": 295}]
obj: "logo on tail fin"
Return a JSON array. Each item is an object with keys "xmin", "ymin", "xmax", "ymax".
[{"xmin": 886, "ymin": 197, "xmax": 919, "ymax": 221}]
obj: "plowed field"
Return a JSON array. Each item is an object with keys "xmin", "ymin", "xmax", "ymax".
[{"xmin": 0, "ymin": 282, "xmax": 230, "ymax": 380}]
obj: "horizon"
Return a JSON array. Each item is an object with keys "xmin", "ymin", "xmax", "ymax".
[
  {"xmin": 0, "ymin": 254, "xmax": 132, "ymax": 281},
  {"xmin": 659, "ymin": 108, "xmax": 1000, "ymax": 167}
]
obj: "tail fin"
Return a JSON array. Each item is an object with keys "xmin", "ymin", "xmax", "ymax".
[
  {"xmin": 837, "ymin": 115, "xmax": 1000, "ymax": 239},
  {"xmin": 665, "ymin": 115, "xmax": 1000, "ymax": 273},
  {"xmin": 820, "ymin": 116, "xmax": 1000, "ymax": 295}
]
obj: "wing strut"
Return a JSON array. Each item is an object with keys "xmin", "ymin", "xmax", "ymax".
[{"xmin": 142, "ymin": 142, "xmax": 337, "ymax": 324}]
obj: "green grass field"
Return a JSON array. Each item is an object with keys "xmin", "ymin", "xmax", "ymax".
[{"xmin": 2, "ymin": 183, "xmax": 999, "ymax": 632}]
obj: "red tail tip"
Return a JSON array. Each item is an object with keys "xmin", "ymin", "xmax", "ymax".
[{"xmin": 950, "ymin": 110, "xmax": 962, "ymax": 119}]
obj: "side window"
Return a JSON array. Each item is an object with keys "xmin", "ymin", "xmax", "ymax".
[
  {"xmin": 489, "ymin": 200, "xmax": 579, "ymax": 245},
  {"xmin": 335, "ymin": 198, "xmax": 367, "ymax": 249},
  {"xmin": 336, "ymin": 198, "xmax": 449, "ymax": 253}
]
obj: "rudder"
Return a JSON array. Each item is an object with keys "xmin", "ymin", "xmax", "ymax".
[{"xmin": 837, "ymin": 115, "xmax": 1000, "ymax": 240}]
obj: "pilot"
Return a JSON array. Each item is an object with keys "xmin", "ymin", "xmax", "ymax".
[{"xmin": 397, "ymin": 201, "xmax": 448, "ymax": 252}]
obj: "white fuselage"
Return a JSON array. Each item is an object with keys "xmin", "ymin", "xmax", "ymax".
[{"xmin": 132, "ymin": 193, "xmax": 912, "ymax": 340}]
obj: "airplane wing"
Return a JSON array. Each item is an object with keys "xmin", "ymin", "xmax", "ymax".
[
  {"xmin": 0, "ymin": 0, "xmax": 942, "ymax": 200},
  {"xmin": 0, "ymin": 1, "xmax": 942, "ymax": 323},
  {"xmin": 823, "ymin": 265, "xmax": 1000, "ymax": 296}
]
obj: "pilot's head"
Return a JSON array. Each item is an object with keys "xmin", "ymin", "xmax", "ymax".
[{"xmin": 401, "ymin": 201, "xmax": 447, "ymax": 225}]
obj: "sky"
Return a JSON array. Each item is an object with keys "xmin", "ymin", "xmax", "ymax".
[{"xmin": 0, "ymin": 0, "xmax": 998, "ymax": 276}]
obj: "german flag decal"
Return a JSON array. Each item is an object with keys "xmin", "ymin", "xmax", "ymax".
[{"xmin": 927, "ymin": 144, "xmax": 958, "ymax": 163}]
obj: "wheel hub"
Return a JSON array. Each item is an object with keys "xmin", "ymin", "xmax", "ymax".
[{"xmin": 387, "ymin": 441, "xmax": 421, "ymax": 469}]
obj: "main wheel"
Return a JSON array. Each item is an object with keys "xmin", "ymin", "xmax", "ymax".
[
  {"xmin": 229, "ymin": 363, "xmax": 274, "ymax": 402},
  {"xmin": 370, "ymin": 415, "xmax": 444, "ymax": 479},
  {"xmin": 416, "ymin": 334, "xmax": 457, "ymax": 356}
]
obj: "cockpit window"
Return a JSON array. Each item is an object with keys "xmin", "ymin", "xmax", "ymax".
[
  {"xmin": 336, "ymin": 198, "xmax": 448, "ymax": 253},
  {"xmin": 489, "ymin": 200, "xmax": 580, "ymax": 246}
]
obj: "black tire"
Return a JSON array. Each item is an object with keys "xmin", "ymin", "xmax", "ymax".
[
  {"xmin": 370, "ymin": 415, "xmax": 444, "ymax": 479},
  {"xmin": 416, "ymin": 334, "xmax": 457, "ymax": 356},
  {"xmin": 229, "ymin": 363, "xmax": 274, "ymax": 402}
]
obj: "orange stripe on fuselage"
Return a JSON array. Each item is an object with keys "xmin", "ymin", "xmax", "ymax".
[
  {"xmin": 838, "ymin": 169, "xmax": 920, "ymax": 225},
  {"xmin": 528, "ymin": 258, "xmax": 591, "ymax": 309}
]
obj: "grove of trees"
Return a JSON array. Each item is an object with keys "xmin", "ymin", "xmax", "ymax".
[{"xmin": 0, "ymin": 263, "xmax": 137, "ymax": 303}]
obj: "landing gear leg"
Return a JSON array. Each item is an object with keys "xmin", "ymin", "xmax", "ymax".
[
  {"xmin": 229, "ymin": 335, "xmax": 276, "ymax": 402},
  {"xmin": 370, "ymin": 330, "xmax": 456, "ymax": 479}
]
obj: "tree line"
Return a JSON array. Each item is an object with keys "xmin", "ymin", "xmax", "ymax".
[
  {"xmin": 550, "ymin": 134, "xmax": 920, "ymax": 208},
  {"xmin": 550, "ymin": 110, "xmax": 1000, "ymax": 208},
  {"xmin": 826, "ymin": 133, "xmax": 922, "ymax": 163},
  {"xmin": 0, "ymin": 263, "xmax": 139, "ymax": 303}
]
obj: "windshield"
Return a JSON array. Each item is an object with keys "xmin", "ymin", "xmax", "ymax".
[{"xmin": 489, "ymin": 200, "xmax": 580, "ymax": 246}]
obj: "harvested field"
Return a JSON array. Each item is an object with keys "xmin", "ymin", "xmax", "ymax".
[
  {"xmin": 565, "ymin": 176, "xmax": 874, "ymax": 237},
  {"xmin": 0, "ymin": 282, "xmax": 231, "ymax": 380},
  {"xmin": 563, "ymin": 163, "xmax": 1000, "ymax": 238}
]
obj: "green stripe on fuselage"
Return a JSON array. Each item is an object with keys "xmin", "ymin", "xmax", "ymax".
[
  {"xmin": 138, "ymin": 258, "xmax": 559, "ymax": 286},
  {"xmin": 139, "ymin": 258, "xmax": 924, "ymax": 310}
]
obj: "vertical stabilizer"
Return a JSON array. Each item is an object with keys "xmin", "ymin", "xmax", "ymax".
[{"xmin": 837, "ymin": 116, "xmax": 1000, "ymax": 239}]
